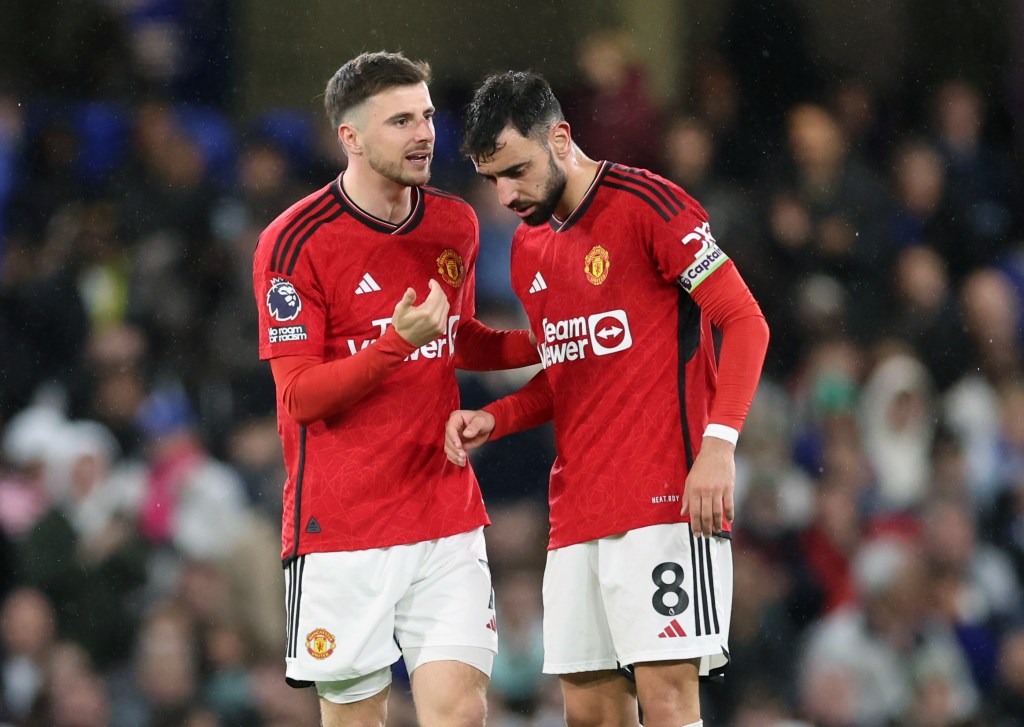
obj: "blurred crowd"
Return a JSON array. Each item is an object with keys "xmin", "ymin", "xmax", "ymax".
[{"xmin": 2, "ymin": 7, "xmax": 1024, "ymax": 727}]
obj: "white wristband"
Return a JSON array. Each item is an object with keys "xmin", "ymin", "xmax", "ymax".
[{"xmin": 703, "ymin": 424, "xmax": 739, "ymax": 445}]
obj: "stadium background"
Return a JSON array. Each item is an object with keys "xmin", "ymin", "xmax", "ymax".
[{"xmin": 0, "ymin": 0, "xmax": 1023, "ymax": 725}]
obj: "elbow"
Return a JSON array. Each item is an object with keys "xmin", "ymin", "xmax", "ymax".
[{"xmin": 279, "ymin": 389, "xmax": 320, "ymax": 427}]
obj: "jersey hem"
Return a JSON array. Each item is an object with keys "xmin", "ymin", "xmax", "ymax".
[
  {"xmin": 548, "ymin": 515, "xmax": 732, "ymax": 551},
  {"xmin": 280, "ymin": 520, "xmax": 490, "ymax": 562}
]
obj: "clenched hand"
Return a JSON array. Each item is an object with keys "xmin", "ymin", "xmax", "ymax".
[{"xmin": 444, "ymin": 409, "xmax": 495, "ymax": 467}]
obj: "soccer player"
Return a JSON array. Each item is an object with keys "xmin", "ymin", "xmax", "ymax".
[
  {"xmin": 446, "ymin": 72, "xmax": 770, "ymax": 727},
  {"xmin": 252, "ymin": 53, "xmax": 538, "ymax": 727}
]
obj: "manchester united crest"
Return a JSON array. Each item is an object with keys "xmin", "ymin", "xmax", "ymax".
[
  {"xmin": 436, "ymin": 249, "xmax": 465, "ymax": 287},
  {"xmin": 306, "ymin": 628, "xmax": 336, "ymax": 660},
  {"xmin": 584, "ymin": 245, "xmax": 610, "ymax": 285}
]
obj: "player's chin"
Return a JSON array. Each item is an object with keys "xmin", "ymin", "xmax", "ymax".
[
  {"xmin": 403, "ymin": 160, "xmax": 431, "ymax": 184},
  {"xmin": 521, "ymin": 209, "xmax": 551, "ymax": 226}
]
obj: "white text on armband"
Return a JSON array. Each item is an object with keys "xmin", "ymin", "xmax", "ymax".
[{"xmin": 678, "ymin": 246, "xmax": 728, "ymax": 292}]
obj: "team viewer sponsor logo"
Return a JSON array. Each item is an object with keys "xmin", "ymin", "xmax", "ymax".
[
  {"xmin": 266, "ymin": 277, "xmax": 302, "ymax": 321},
  {"xmin": 538, "ymin": 309, "xmax": 633, "ymax": 368},
  {"xmin": 346, "ymin": 315, "xmax": 461, "ymax": 361},
  {"xmin": 678, "ymin": 222, "xmax": 728, "ymax": 292},
  {"xmin": 269, "ymin": 325, "xmax": 307, "ymax": 343}
]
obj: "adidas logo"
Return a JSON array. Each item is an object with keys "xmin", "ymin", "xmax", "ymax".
[
  {"xmin": 658, "ymin": 619, "xmax": 686, "ymax": 638},
  {"xmin": 306, "ymin": 517, "xmax": 321, "ymax": 533},
  {"xmin": 528, "ymin": 271, "xmax": 548, "ymax": 294},
  {"xmin": 485, "ymin": 616, "xmax": 497, "ymax": 632},
  {"xmin": 354, "ymin": 273, "xmax": 381, "ymax": 294}
]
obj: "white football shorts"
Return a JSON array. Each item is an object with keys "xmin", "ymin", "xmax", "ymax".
[
  {"xmin": 542, "ymin": 522, "xmax": 732, "ymax": 675},
  {"xmin": 284, "ymin": 527, "xmax": 497, "ymax": 694}
]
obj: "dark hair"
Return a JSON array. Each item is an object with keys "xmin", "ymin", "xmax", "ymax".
[
  {"xmin": 461, "ymin": 71, "xmax": 564, "ymax": 159},
  {"xmin": 324, "ymin": 51, "xmax": 431, "ymax": 129}
]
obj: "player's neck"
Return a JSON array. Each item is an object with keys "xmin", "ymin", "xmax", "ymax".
[
  {"xmin": 341, "ymin": 165, "xmax": 414, "ymax": 224},
  {"xmin": 556, "ymin": 149, "xmax": 601, "ymax": 220}
]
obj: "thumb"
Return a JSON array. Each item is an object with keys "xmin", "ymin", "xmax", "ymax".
[
  {"xmin": 398, "ymin": 287, "xmax": 416, "ymax": 308},
  {"xmin": 463, "ymin": 424, "xmax": 479, "ymax": 439}
]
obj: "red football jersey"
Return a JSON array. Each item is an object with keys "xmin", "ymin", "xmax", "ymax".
[
  {"xmin": 507, "ymin": 162, "xmax": 741, "ymax": 549},
  {"xmin": 253, "ymin": 176, "xmax": 488, "ymax": 559}
]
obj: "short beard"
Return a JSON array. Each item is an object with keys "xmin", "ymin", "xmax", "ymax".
[
  {"xmin": 366, "ymin": 148, "xmax": 431, "ymax": 188},
  {"xmin": 520, "ymin": 155, "xmax": 567, "ymax": 226}
]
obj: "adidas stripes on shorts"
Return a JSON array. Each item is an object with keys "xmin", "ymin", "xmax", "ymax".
[
  {"xmin": 542, "ymin": 522, "xmax": 732, "ymax": 675},
  {"xmin": 283, "ymin": 527, "xmax": 498, "ymax": 689}
]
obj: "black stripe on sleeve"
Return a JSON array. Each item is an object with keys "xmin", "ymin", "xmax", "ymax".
[
  {"xmin": 607, "ymin": 167, "xmax": 681, "ymax": 216},
  {"xmin": 602, "ymin": 181, "xmax": 671, "ymax": 221},
  {"xmin": 617, "ymin": 166, "xmax": 686, "ymax": 212},
  {"xmin": 271, "ymin": 191, "xmax": 334, "ymax": 273},
  {"xmin": 285, "ymin": 207, "xmax": 346, "ymax": 275}
]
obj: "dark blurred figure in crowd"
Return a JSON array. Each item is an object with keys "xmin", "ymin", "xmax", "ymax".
[
  {"xmin": 931, "ymin": 79, "xmax": 1020, "ymax": 260},
  {"xmin": 720, "ymin": 0, "xmax": 821, "ymax": 163},
  {"xmin": 829, "ymin": 76, "xmax": 894, "ymax": 173},
  {"xmin": 563, "ymin": 28, "xmax": 665, "ymax": 173},
  {"xmin": 764, "ymin": 103, "xmax": 894, "ymax": 357},
  {"xmin": 883, "ymin": 244, "xmax": 969, "ymax": 391}
]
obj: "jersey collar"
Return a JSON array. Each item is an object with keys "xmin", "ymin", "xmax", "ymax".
[
  {"xmin": 548, "ymin": 160, "xmax": 610, "ymax": 233},
  {"xmin": 333, "ymin": 174, "xmax": 425, "ymax": 235}
]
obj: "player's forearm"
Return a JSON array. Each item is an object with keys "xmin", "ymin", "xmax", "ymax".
[
  {"xmin": 692, "ymin": 262, "xmax": 769, "ymax": 431},
  {"xmin": 271, "ymin": 327, "xmax": 417, "ymax": 425},
  {"xmin": 710, "ymin": 312, "xmax": 769, "ymax": 430},
  {"xmin": 454, "ymin": 317, "xmax": 539, "ymax": 371},
  {"xmin": 483, "ymin": 370, "xmax": 554, "ymax": 440}
]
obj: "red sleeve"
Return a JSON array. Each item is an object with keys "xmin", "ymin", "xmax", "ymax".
[
  {"xmin": 269, "ymin": 327, "xmax": 418, "ymax": 425},
  {"xmin": 454, "ymin": 317, "xmax": 539, "ymax": 371},
  {"xmin": 483, "ymin": 370, "xmax": 554, "ymax": 440},
  {"xmin": 690, "ymin": 260, "xmax": 769, "ymax": 431}
]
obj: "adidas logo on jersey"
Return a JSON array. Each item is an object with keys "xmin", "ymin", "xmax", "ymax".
[
  {"xmin": 528, "ymin": 272, "xmax": 547, "ymax": 293},
  {"xmin": 658, "ymin": 618, "xmax": 687, "ymax": 638},
  {"xmin": 355, "ymin": 273, "xmax": 381, "ymax": 294}
]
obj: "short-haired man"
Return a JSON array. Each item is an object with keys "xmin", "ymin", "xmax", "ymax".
[
  {"xmin": 447, "ymin": 71, "xmax": 770, "ymax": 727},
  {"xmin": 252, "ymin": 53, "xmax": 537, "ymax": 727}
]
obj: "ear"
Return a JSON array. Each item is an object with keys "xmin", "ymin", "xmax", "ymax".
[
  {"xmin": 549, "ymin": 121, "xmax": 573, "ymax": 159},
  {"xmin": 338, "ymin": 123, "xmax": 362, "ymax": 156}
]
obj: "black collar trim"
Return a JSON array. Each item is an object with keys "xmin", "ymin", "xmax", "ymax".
[{"xmin": 333, "ymin": 174, "xmax": 424, "ymax": 235}]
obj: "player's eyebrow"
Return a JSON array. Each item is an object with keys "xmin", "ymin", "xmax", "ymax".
[
  {"xmin": 383, "ymin": 106, "xmax": 434, "ymax": 124},
  {"xmin": 478, "ymin": 161, "xmax": 528, "ymax": 180}
]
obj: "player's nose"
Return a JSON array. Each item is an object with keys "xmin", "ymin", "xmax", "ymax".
[
  {"xmin": 414, "ymin": 117, "xmax": 434, "ymax": 143},
  {"xmin": 496, "ymin": 178, "xmax": 518, "ymax": 208}
]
